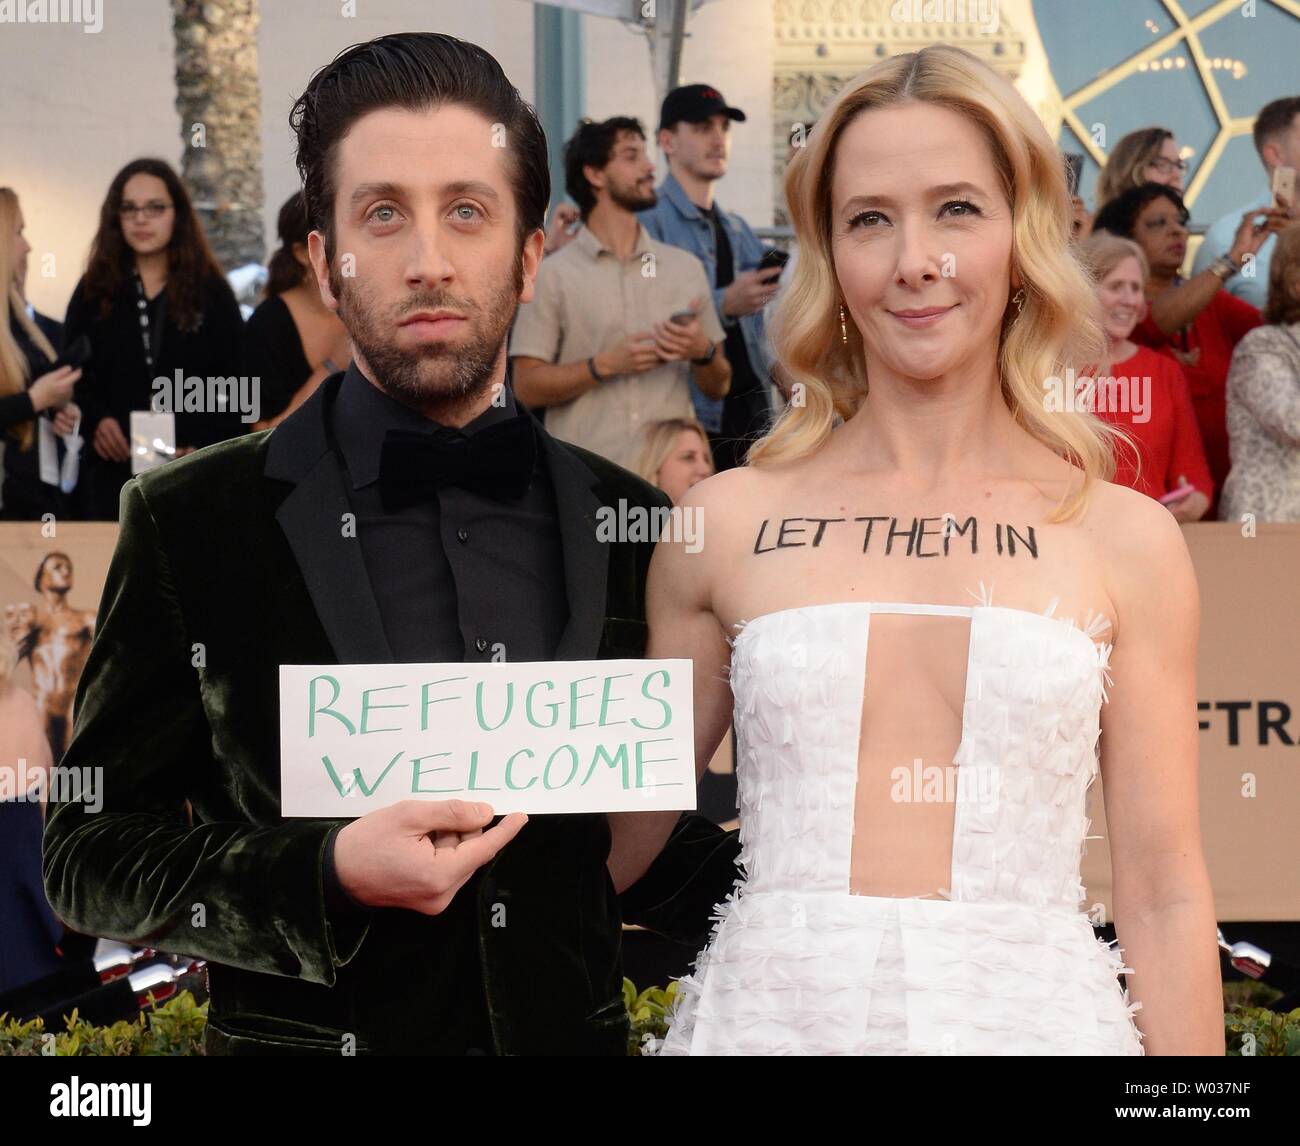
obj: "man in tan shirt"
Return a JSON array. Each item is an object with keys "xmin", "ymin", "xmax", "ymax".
[{"xmin": 509, "ymin": 117, "xmax": 729, "ymax": 471}]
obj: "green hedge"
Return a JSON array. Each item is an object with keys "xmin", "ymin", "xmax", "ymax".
[{"xmin": 1, "ymin": 979, "xmax": 1295, "ymax": 1055}]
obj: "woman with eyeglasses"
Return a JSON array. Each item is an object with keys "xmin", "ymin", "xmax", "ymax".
[
  {"xmin": 1093, "ymin": 127, "xmax": 1187, "ymax": 211},
  {"xmin": 1093, "ymin": 182, "xmax": 1281, "ymax": 516},
  {"xmin": 63, "ymin": 158, "xmax": 246, "ymax": 520}
]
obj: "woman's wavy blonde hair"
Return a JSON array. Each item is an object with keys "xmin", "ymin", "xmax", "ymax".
[{"xmin": 749, "ymin": 44, "xmax": 1123, "ymax": 523}]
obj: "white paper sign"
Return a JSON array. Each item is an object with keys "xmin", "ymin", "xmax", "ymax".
[{"xmin": 279, "ymin": 659, "xmax": 696, "ymax": 817}]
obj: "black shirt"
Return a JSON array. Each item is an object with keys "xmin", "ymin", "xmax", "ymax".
[
  {"xmin": 245, "ymin": 294, "xmax": 313, "ymax": 422},
  {"xmin": 331, "ymin": 364, "xmax": 568, "ymax": 663},
  {"xmin": 322, "ymin": 362, "xmax": 569, "ymax": 1054},
  {"xmin": 699, "ymin": 204, "xmax": 771, "ymax": 471}
]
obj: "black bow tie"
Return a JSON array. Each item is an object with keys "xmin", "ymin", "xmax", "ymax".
[{"xmin": 376, "ymin": 412, "xmax": 537, "ymax": 510}]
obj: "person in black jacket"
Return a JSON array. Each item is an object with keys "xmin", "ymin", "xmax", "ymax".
[
  {"xmin": 43, "ymin": 32, "xmax": 742, "ymax": 1057},
  {"xmin": 63, "ymin": 158, "xmax": 246, "ymax": 521},
  {"xmin": 0, "ymin": 187, "xmax": 80, "ymax": 520}
]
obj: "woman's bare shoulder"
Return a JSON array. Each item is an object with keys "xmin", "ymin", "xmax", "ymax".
[
  {"xmin": 1083, "ymin": 476, "xmax": 1186, "ymax": 546},
  {"xmin": 1083, "ymin": 478, "xmax": 1198, "ymax": 627},
  {"xmin": 676, "ymin": 461, "xmax": 788, "ymax": 519}
]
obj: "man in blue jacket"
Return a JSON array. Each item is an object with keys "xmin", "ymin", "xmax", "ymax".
[{"xmin": 638, "ymin": 84, "xmax": 781, "ymax": 471}]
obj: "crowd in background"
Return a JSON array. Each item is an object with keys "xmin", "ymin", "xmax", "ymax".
[{"xmin": 2, "ymin": 89, "xmax": 1299, "ymax": 530}]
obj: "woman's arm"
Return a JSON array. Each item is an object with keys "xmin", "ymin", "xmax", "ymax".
[
  {"xmin": 1151, "ymin": 210, "xmax": 1275, "ymax": 336},
  {"xmin": 606, "ymin": 479, "xmax": 735, "ymax": 893},
  {"xmin": 1098, "ymin": 492, "xmax": 1224, "ymax": 1055},
  {"xmin": 1228, "ymin": 332, "xmax": 1300, "ymax": 447},
  {"xmin": 0, "ymin": 388, "xmax": 36, "ymax": 430}
]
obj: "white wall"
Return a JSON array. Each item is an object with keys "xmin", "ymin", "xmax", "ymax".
[{"xmin": 0, "ymin": 0, "xmax": 177, "ymax": 321}]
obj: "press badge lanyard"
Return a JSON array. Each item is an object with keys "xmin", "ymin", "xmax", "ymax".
[{"xmin": 132, "ymin": 267, "xmax": 167, "ymax": 373}]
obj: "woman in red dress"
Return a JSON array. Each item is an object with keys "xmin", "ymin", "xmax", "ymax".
[
  {"xmin": 1077, "ymin": 233, "xmax": 1212, "ymax": 520},
  {"xmin": 1092, "ymin": 183, "xmax": 1280, "ymax": 516}
]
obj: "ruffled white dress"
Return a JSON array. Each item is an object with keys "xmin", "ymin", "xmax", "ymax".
[{"xmin": 658, "ymin": 586, "xmax": 1145, "ymax": 1056}]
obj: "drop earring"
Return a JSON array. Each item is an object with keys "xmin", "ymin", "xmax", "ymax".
[
  {"xmin": 1011, "ymin": 288, "xmax": 1025, "ymax": 315},
  {"xmin": 839, "ymin": 304, "xmax": 848, "ymax": 344}
]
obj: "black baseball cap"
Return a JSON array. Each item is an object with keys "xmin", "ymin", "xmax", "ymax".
[{"xmin": 658, "ymin": 84, "xmax": 747, "ymax": 132}]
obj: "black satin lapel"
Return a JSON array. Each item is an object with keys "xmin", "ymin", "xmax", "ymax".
[
  {"xmin": 274, "ymin": 450, "xmax": 394, "ymax": 665},
  {"xmin": 540, "ymin": 434, "xmax": 610, "ymax": 660}
]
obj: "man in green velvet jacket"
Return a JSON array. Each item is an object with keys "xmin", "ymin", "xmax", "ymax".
[{"xmin": 41, "ymin": 32, "xmax": 742, "ymax": 1055}]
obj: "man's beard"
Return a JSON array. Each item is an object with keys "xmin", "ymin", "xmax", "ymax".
[
  {"xmin": 329, "ymin": 253, "xmax": 523, "ymax": 409},
  {"xmin": 610, "ymin": 180, "xmax": 656, "ymax": 213}
]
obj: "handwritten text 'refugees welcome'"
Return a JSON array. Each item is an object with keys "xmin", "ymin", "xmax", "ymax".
[{"xmin": 302, "ymin": 668, "xmax": 684, "ymax": 799}]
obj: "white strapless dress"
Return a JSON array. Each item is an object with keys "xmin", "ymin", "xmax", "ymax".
[{"xmin": 658, "ymin": 586, "xmax": 1145, "ymax": 1056}]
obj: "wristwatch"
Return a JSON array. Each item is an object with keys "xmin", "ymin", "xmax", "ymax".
[{"xmin": 691, "ymin": 342, "xmax": 718, "ymax": 367}]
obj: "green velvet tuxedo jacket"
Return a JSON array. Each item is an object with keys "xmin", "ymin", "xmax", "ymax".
[{"xmin": 42, "ymin": 371, "xmax": 741, "ymax": 1055}]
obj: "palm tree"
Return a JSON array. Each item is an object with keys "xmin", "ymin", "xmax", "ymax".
[{"xmin": 171, "ymin": 0, "xmax": 264, "ymax": 270}]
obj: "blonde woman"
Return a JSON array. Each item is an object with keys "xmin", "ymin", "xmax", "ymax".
[
  {"xmin": 609, "ymin": 45, "xmax": 1222, "ymax": 1056},
  {"xmin": 0, "ymin": 188, "xmax": 81, "ymax": 519},
  {"xmin": 635, "ymin": 416, "xmax": 714, "ymax": 503},
  {"xmin": 1094, "ymin": 127, "xmax": 1186, "ymax": 211},
  {"xmin": 1076, "ymin": 232, "xmax": 1212, "ymax": 519}
]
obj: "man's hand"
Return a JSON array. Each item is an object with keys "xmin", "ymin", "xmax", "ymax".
[
  {"xmin": 596, "ymin": 331, "xmax": 661, "ymax": 378},
  {"xmin": 721, "ymin": 268, "xmax": 780, "ymax": 319},
  {"xmin": 653, "ymin": 295, "xmax": 710, "ymax": 361},
  {"xmin": 544, "ymin": 203, "xmax": 582, "ymax": 256},
  {"xmin": 333, "ymin": 798, "xmax": 528, "ymax": 915},
  {"xmin": 92, "ymin": 416, "xmax": 131, "ymax": 463},
  {"xmin": 1228, "ymin": 206, "xmax": 1289, "ymax": 267}
]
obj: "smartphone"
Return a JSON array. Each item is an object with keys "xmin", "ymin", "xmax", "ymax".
[
  {"xmin": 1159, "ymin": 484, "xmax": 1198, "ymax": 506},
  {"xmin": 1273, "ymin": 164, "xmax": 1296, "ymax": 209},
  {"xmin": 51, "ymin": 334, "xmax": 91, "ymax": 373},
  {"xmin": 757, "ymin": 248, "xmax": 790, "ymax": 280},
  {"xmin": 669, "ymin": 309, "xmax": 697, "ymax": 324},
  {"xmin": 1063, "ymin": 152, "xmax": 1084, "ymax": 198}
]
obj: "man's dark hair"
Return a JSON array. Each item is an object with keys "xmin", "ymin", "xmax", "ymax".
[
  {"xmin": 563, "ymin": 117, "xmax": 645, "ymax": 220},
  {"xmin": 289, "ymin": 33, "xmax": 550, "ymax": 260},
  {"xmin": 1092, "ymin": 181, "xmax": 1189, "ymax": 240},
  {"xmin": 1253, "ymin": 96, "xmax": 1300, "ymax": 157}
]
